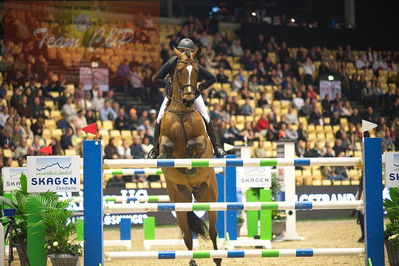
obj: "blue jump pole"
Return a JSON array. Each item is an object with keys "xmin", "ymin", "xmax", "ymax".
[
  {"xmin": 363, "ymin": 137, "xmax": 384, "ymax": 266},
  {"xmin": 225, "ymin": 154, "xmax": 237, "ymax": 240},
  {"xmin": 120, "ymin": 218, "xmax": 131, "ymax": 240},
  {"xmin": 83, "ymin": 140, "xmax": 104, "ymax": 265},
  {"xmin": 216, "ymin": 173, "xmax": 225, "ymax": 239}
]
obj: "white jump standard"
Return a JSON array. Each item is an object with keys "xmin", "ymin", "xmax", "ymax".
[{"xmin": 83, "ymin": 138, "xmax": 384, "ymax": 266}]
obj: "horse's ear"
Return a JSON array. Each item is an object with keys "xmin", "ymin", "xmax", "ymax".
[
  {"xmin": 193, "ymin": 47, "xmax": 201, "ymax": 59},
  {"xmin": 174, "ymin": 47, "xmax": 184, "ymax": 59}
]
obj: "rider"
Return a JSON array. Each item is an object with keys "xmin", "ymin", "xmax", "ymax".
[{"xmin": 148, "ymin": 38, "xmax": 226, "ymax": 159}]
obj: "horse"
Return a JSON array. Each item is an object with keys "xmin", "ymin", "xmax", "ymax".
[{"xmin": 158, "ymin": 47, "xmax": 221, "ymax": 266}]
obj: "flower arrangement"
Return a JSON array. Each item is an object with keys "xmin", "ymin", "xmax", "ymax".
[
  {"xmin": 31, "ymin": 192, "xmax": 82, "ymax": 258},
  {"xmin": 272, "ymin": 210, "xmax": 287, "ymax": 221},
  {"xmin": 384, "ymin": 187, "xmax": 399, "ymax": 248},
  {"xmin": 384, "ymin": 187, "xmax": 399, "ymax": 265}
]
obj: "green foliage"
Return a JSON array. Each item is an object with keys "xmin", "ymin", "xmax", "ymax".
[
  {"xmin": 0, "ymin": 176, "xmax": 29, "ymax": 243},
  {"xmin": 271, "ymin": 172, "xmax": 281, "ymax": 201},
  {"xmin": 30, "ymin": 192, "xmax": 82, "ymax": 256},
  {"xmin": 384, "ymin": 187, "xmax": 399, "ymax": 250}
]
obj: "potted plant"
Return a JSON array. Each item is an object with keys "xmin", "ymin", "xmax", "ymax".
[
  {"xmin": 384, "ymin": 187, "xmax": 399, "ymax": 266},
  {"xmin": 0, "ymin": 175, "xmax": 29, "ymax": 265},
  {"xmin": 272, "ymin": 210, "xmax": 287, "ymax": 236},
  {"xmin": 31, "ymin": 192, "xmax": 82, "ymax": 266}
]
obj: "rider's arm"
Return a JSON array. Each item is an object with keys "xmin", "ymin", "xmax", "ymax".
[
  {"xmin": 198, "ymin": 65, "xmax": 216, "ymax": 91},
  {"xmin": 154, "ymin": 57, "xmax": 176, "ymax": 88}
]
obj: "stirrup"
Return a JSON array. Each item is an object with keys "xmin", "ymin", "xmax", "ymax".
[
  {"xmin": 214, "ymin": 145, "xmax": 226, "ymax": 158},
  {"xmin": 147, "ymin": 148, "xmax": 159, "ymax": 159}
]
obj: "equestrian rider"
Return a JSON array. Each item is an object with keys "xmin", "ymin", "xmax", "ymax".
[{"xmin": 148, "ymin": 38, "xmax": 226, "ymax": 159}]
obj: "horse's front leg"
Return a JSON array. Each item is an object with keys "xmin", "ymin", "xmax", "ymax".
[{"xmin": 158, "ymin": 135, "xmax": 174, "ymax": 159}]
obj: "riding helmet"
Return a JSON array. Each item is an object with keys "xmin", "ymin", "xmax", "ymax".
[{"xmin": 177, "ymin": 38, "xmax": 195, "ymax": 51}]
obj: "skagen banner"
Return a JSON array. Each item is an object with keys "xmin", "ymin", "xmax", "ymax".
[
  {"xmin": 27, "ymin": 156, "xmax": 81, "ymax": 192},
  {"xmin": 1, "ymin": 167, "xmax": 27, "ymax": 192}
]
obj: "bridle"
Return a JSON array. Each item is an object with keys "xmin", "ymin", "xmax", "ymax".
[{"xmin": 167, "ymin": 59, "xmax": 198, "ymax": 104}]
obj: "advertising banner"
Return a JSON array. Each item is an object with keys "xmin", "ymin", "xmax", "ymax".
[
  {"xmin": 27, "ymin": 156, "xmax": 81, "ymax": 192},
  {"xmin": 1, "ymin": 167, "xmax": 27, "ymax": 192},
  {"xmin": 385, "ymin": 152, "xmax": 399, "ymax": 188}
]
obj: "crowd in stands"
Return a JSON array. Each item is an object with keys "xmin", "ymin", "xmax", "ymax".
[{"xmin": 0, "ymin": 11, "xmax": 398, "ymax": 186}]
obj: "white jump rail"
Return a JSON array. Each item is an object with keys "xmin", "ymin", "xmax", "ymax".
[
  {"xmin": 103, "ymin": 200, "xmax": 364, "ymax": 213},
  {"xmin": 103, "ymin": 157, "xmax": 362, "ymax": 168}
]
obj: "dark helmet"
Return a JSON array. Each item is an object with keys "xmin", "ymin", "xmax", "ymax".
[{"xmin": 177, "ymin": 38, "xmax": 195, "ymax": 51}]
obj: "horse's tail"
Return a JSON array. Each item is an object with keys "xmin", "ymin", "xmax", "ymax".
[{"xmin": 187, "ymin": 211, "xmax": 208, "ymax": 239}]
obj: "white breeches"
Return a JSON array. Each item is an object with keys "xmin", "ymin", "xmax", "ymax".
[{"xmin": 156, "ymin": 96, "xmax": 210, "ymax": 124}]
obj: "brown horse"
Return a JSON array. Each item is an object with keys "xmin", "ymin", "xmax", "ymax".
[{"xmin": 159, "ymin": 48, "xmax": 221, "ymax": 266}]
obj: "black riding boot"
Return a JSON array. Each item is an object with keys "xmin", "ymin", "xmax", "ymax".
[
  {"xmin": 205, "ymin": 121, "xmax": 226, "ymax": 158},
  {"xmin": 148, "ymin": 122, "xmax": 161, "ymax": 159}
]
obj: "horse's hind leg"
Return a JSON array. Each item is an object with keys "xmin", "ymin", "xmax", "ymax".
[
  {"xmin": 165, "ymin": 179, "xmax": 198, "ymax": 266},
  {"xmin": 193, "ymin": 177, "xmax": 222, "ymax": 266}
]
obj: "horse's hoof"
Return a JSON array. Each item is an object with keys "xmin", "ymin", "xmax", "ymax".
[
  {"xmin": 213, "ymin": 258, "xmax": 222, "ymax": 266},
  {"xmin": 189, "ymin": 259, "xmax": 198, "ymax": 266}
]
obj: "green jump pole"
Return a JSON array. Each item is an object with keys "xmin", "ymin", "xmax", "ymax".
[
  {"xmin": 260, "ymin": 189, "xmax": 272, "ymax": 241},
  {"xmin": 246, "ymin": 189, "xmax": 259, "ymax": 237},
  {"xmin": 144, "ymin": 217, "xmax": 155, "ymax": 240},
  {"xmin": 76, "ymin": 218, "xmax": 84, "ymax": 242}
]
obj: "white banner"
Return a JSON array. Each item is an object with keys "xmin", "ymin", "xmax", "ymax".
[
  {"xmin": 385, "ymin": 152, "xmax": 399, "ymax": 188},
  {"xmin": 1, "ymin": 167, "xmax": 27, "ymax": 192},
  {"xmin": 238, "ymin": 167, "xmax": 271, "ymax": 188},
  {"xmin": 27, "ymin": 156, "xmax": 81, "ymax": 192}
]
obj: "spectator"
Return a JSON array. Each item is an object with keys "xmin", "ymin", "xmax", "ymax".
[
  {"xmin": 51, "ymin": 138, "xmax": 62, "ymax": 155},
  {"xmin": 86, "ymin": 110, "xmax": 97, "ymax": 125},
  {"xmin": 75, "ymin": 110, "xmax": 88, "ymax": 132},
  {"xmin": 309, "ymin": 106, "xmax": 323, "ymax": 125},
  {"xmin": 257, "ymin": 92, "xmax": 269, "ymax": 107},
  {"xmin": 31, "ymin": 97, "xmax": 46, "ymax": 119},
  {"xmin": 227, "ymin": 120, "xmax": 243, "ymax": 142},
  {"xmin": 117, "ymin": 139, "xmax": 133, "ymax": 159},
  {"xmin": 0, "ymin": 128, "xmax": 13, "ymax": 149},
  {"xmin": 17, "ymin": 95, "xmax": 33, "ymax": 118},
  {"xmin": 239, "ymin": 99, "xmax": 253, "ymax": 116},
  {"xmin": 60, "ymin": 127, "xmax": 74, "ymax": 150},
  {"xmin": 284, "ymin": 107, "xmax": 298, "ymax": 124},
  {"xmin": 305, "ymin": 142, "xmax": 321, "ymax": 157},
  {"xmin": 92, "ymin": 90, "xmax": 105, "ymax": 112},
  {"xmin": 297, "ymin": 122, "xmax": 307, "ymax": 142},
  {"xmin": 265, "ymin": 123, "xmax": 278, "ymax": 141},
  {"xmin": 114, "ymin": 108, "xmax": 129, "ymax": 130},
  {"xmin": 333, "ymin": 139, "xmax": 345, "ymax": 156},
  {"xmin": 141, "ymin": 136, "xmax": 154, "ymax": 158},
  {"xmin": 13, "ymin": 139, "xmax": 28, "ymax": 159},
  {"xmin": 0, "ymin": 106, "xmax": 10, "ymax": 129},
  {"xmin": 61, "ymin": 97, "xmax": 77, "ymax": 122},
  {"xmin": 130, "ymin": 65, "xmax": 145, "ymax": 101},
  {"xmin": 255, "ymin": 114, "xmax": 269, "ymax": 134},
  {"xmin": 74, "ymin": 83, "xmax": 85, "ymax": 102},
  {"xmin": 216, "ymin": 68, "xmax": 229, "ymax": 83},
  {"xmin": 241, "ymin": 122, "xmax": 259, "ymax": 143},
  {"xmin": 299, "ymin": 98, "xmax": 313, "ymax": 117},
  {"xmin": 302, "ymin": 57, "xmax": 315, "ymax": 85},
  {"xmin": 255, "ymin": 141, "xmax": 267, "ymax": 158},
  {"xmin": 330, "ymin": 112, "xmax": 341, "ymax": 125},
  {"xmin": 130, "ymin": 136, "xmax": 145, "ymax": 159},
  {"xmin": 104, "ymin": 137, "xmax": 119, "ymax": 159},
  {"xmin": 127, "ymin": 108, "xmax": 139, "ymax": 130},
  {"xmin": 100, "ymin": 100, "xmax": 117, "ymax": 121},
  {"xmin": 295, "ymin": 140, "xmax": 306, "ymax": 158},
  {"xmin": 231, "ymin": 39, "xmax": 244, "ymax": 57},
  {"xmin": 381, "ymin": 130, "xmax": 396, "ymax": 152},
  {"xmin": 31, "ymin": 117, "xmax": 44, "ymax": 136},
  {"xmin": 292, "ymin": 91, "xmax": 305, "ymax": 110},
  {"xmin": 285, "ymin": 123, "xmax": 299, "ymax": 141},
  {"xmin": 106, "ymin": 174, "xmax": 126, "ymax": 188}
]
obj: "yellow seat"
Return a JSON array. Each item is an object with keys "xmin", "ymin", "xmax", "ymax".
[
  {"xmin": 44, "ymin": 119, "xmax": 56, "ymax": 129},
  {"xmin": 51, "ymin": 129, "xmax": 62, "ymax": 138},
  {"xmin": 110, "ymin": 130, "xmax": 121, "ymax": 137},
  {"xmin": 102, "ymin": 121, "xmax": 114, "ymax": 130},
  {"xmin": 51, "ymin": 110, "xmax": 62, "ymax": 119},
  {"xmin": 125, "ymin": 183, "xmax": 137, "ymax": 189},
  {"xmin": 64, "ymin": 149, "xmax": 77, "ymax": 156},
  {"xmin": 3, "ymin": 149, "xmax": 13, "ymax": 158}
]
